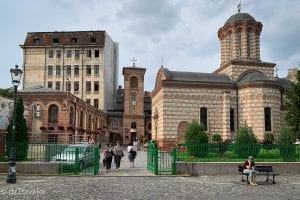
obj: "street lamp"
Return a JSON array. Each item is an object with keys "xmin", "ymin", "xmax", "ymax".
[{"xmin": 6, "ymin": 65, "xmax": 23, "ymax": 184}]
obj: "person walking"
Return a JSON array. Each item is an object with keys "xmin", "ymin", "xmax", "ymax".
[
  {"xmin": 127, "ymin": 142, "xmax": 137, "ymax": 168},
  {"xmin": 103, "ymin": 144, "xmax": 114, "ymax": 172},
  {"xmin": 113, "ymin": 141, "xmax": 124, "ymax": 171}
]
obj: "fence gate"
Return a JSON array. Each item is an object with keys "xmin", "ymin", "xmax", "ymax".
[{"xmin": 147, "ymin": 142, "xmax": 176, "ymax": 175}]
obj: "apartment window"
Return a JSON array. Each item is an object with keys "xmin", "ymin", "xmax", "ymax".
[
  {"xmin": 86, "ymin": 99, "xmax": 91, "ymax": 105},
  {"xmin": 66, "ymin": 81, "xmax": 71, "ymax": 92},
  {"xmin": 48, "ymin": 66, "xmax": 53, "ymax": 76},
  {"xmin": 94, "ymin": 81, "xmax": 99, "ymax": 92},
  {"xmin": 56, "ymin": 65, "xmax": 61, "ymax": 76},
  {"xmin": 75, "ymin": 50, "xmax": 80, "ymax": 59},
  {"xmin": 56, "ymin": 50, "xmax": 61, "ymax": 58},
  {"xmin": 200, "ymin": 107, "xmax": 207, "ymax": 131},
  {"xmin": 53, "ymin": 38, "xmax": 59, "ymax": 44},
  {"xmin": 67, "ymin": 50, "xmax": 72, "ymax": 58},
  {"xmin": 230, "ymin": 108, "xmax": 234, "ymax": 132},
  {"xmin": 86, "ymin": 50, "xmax": 92, "ymax": 58},
  {"xmin": 66, "ymin": 65, "xmax": 71, "ymax": 76},
  {"xmin": 48, "ymin": 82, "xmax": 53, "ymax": 89},
  {"xmin": 264, "ymin": 107, "xmax": 272, "ymax": 132},
  {"xmin": 74, "ymin": 65, "xmax": 79, "ymax": 76},
  {"xmin": 95, "ymin": 50, "xmax": 99, "ymax": 57},
  {"xmin": 94, "ymin": 65, "xmax": 99, "ymax": 75},
  {"xmin": 74, "ymin": 81, "xmax": 79, "ymax": 92},
  {"xmin": 112, "ymin": 121, "xmax": 118, "ymax": 129},
  {"xmin": 94, "ymin": 99, "xmax": 99, "ymax": 109},
  {"xmin": 90, "ymin": 37, "xmax": 96, "ymax": 43},
  {"xmin": 48, "ymin": 50, "xmax": 54, "ymax": 58},
  {"xmin": 86, "ymin": 65, "xmax": 91, "ymax": 75},
  {"xmin": 34, "ymin": 38, "xmax": 40, "ymax": 45},
  {"xmin": 86, "ymin": 81, "xmax": 91, "ymax": 92},
  {"xmin": 71, "ymin": 38, "xmax": 77, "ymax": 43},
  {"xmin": 55, "ymin": 82, "xmax": 60, "ymax": 91}
]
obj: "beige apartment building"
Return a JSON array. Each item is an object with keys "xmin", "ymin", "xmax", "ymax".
[
  {"xmin": 20, "ymin": 31, "xmax": 119, "ymax": 111},
  {"xmin": 152, "ymin": 11, "xmax": 292, "ymax": 147}
]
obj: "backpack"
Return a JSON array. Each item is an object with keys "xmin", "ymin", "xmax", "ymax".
[{"xmin": 130, "ymin": 147, "xmax": 137, "ymax": 157}]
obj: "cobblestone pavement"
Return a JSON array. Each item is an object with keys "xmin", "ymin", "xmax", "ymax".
[
  {"xmin": 0, "ymin": 148, "xmax": 299, "ymax": 199},
  {"xmin": 0, "ymin": 174, "xmax": 300, "ymax": 200}
]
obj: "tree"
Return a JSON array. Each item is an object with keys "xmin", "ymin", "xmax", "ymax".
[
  {"xmin": 285, "ymin": 71, "xmax": 300, "ymax": 139},
  {"xmin": 277, "ymin": 126, "xmax": 296, "ymax": 161},
  {"xmin": 185, "ymin": 120, "xmax": 208, "ymax": 157},
  {"xmin": 0, "ymin": 88, "xmax": 12, "ymax": 98},
  {"xmin": 6, "ymin": 97, "xmax": 29, "ymax": 161},
  {"xmin": 234, "ymin": 122, "xmax": 260, "ymax": 158}
]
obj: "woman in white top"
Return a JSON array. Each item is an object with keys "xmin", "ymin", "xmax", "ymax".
[{"xmin": 127, "ymin": 142, "xmax": 136, "ymax": 168}]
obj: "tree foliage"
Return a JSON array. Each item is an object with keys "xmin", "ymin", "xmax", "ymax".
[
  {"xmin": 234, "ymin": 122, "xmax": 260, "ymax": 158},
  {"xmin": 285, "ymin": 72, "xmax": 300, "ymax": 139},
  {"xmin": 6, "ymin": 96, "xmax": 29, "ymax": 161},
  {"xmin": 185, "ymin": 120, "xmax": 208, "ymax": 157},
  {"xmin": 0, "ymin": 88, "xmax": 12, "ymax": 98}
]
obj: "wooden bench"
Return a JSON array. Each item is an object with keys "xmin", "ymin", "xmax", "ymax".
[{"xmin": 238, "ymin": 165, "xmax": 279, "ymax": 184}]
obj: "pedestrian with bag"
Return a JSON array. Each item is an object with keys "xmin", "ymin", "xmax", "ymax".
[
  {"xmin": 103, "ymin": 144, "xmax": 114, "ymax": 172},
  {"xmin": 113, "ymin": 141, "xmax": 124, "ymax": 171},
  {"xmin": 127, "ymin": 142, "xmax": 137, "ymax": 168}
]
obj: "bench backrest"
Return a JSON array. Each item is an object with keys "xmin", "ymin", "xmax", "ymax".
[
  {"xmin": 238, "ymin": 165, "xmax": 273, "ymax": 173},
  {"xmin": 255, "ymin": 166, "xmax": 273, "ymax": 172}
]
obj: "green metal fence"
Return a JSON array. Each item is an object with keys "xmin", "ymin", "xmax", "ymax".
[
  {"xmin": 147, "ymin": 142, "xmax": 176, "ymax": 175},
  {"xmin": 3, "ymin": 142, "xmax": 100, "ymax": 175},
  {"xmin": 176, "ymin": 143, "xmax": 300, "ymax": 162}
]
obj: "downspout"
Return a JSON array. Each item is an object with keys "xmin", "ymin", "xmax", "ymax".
[
  {"xmin": 81, "ymin": 47, "xmax": 84, "ymax": 99},
  {"xmin": 44, "ymin": 48, "xmax": 47, "ymax": 87},
  {"xmin": 236, "ymin": 87, "xmax": 239, "ymax": 135}
]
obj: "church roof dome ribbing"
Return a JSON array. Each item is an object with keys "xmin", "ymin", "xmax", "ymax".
[
  {"xmin": 238, "ymin": 72, "xmax": 270, "ymax": 84},
  {"xmin": 225, "ymin": 12, "xmax": 256, "ymax": 25}
]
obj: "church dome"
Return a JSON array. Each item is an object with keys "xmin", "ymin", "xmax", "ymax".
[
  {"xmin": 225, "ymin": 12, "xmax": 256, "ymax": 25},
  {"xmin": 238, "ymin": 71, "xmax": 270, "ymax": 84}
]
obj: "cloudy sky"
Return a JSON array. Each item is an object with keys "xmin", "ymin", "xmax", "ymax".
[{"xmin": 0, "ymin": 0, "xmax": 299, "ymax": 91}]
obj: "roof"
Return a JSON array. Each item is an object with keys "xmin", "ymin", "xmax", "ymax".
[
  {"xmin": 225, "ymin": 12, "xmax": 256, "ymax": 25},
  {"xmin": 238, "ymin": 72, "xmax": 271, "ymax": 84},
  {"xmin": 20, "ymin": 85, "xmax": 60, "ymax": 93},
  {"xmin": 162, "ymin": 68, "xmax": 232, "ymax": 84},
  {"xmin": 23, "ymin": 31, "xmax": 106, "ymax": 46},
  {"xmin": 275, "ymin": 78, "xmax": 291, "ymax": 90}
]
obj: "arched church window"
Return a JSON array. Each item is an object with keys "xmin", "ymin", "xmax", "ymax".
[
  {"xmin": 226, "ymin": 32, "xmax": 232, "ymax": 59},
  {"xmin": 237, "ymin": 31, "xmax": 242, "ymax": 57},
  {"xmin": 247, "ymin": 28, "xmax": 252, "ymax": 57},
  {"xmin": 264, "ymin": 107, "xmax": 272, "ymax": 132},
  {"xmin": 130, "ymin": 76, "xmax": 138, "ymax": 88},
  {"xmin": 131, "ymin": 122, "xmax": 137, "ymax": 129},
  {"xmin": 130, "ymin": 92, "xmax": 137, "ymax": 113},
  {"xmin": 200, "ymin": 107, "xmax": 207, "ymax": 131},
  {"xmin": 230, "ymin": 108, "xmax": 234, "ymax": 132},
  {"xmin": 48, "ymin": 104, "xmax": 58, "ymax": 123}
]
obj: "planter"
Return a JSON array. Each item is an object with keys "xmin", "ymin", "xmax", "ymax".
[
  {"xmin": 58, "ymin": 126, "xmax": 64, "ymax": 130},
  {"xmin": 40, "ymin": 126, "xmax": 46, "ymax": 131}
]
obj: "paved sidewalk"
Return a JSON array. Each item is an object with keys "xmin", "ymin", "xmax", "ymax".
[{"xmin": 100, "ymin": 148, "xmax": 154, "ymax": 176}]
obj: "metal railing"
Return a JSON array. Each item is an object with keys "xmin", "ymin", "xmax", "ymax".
[
  {"xmin": 2, "ymin": 142, "xmax": 100, "ymax": 175},
  {"xmin": 176, "ymin": 143, "xmax": 300, "ymax": 162}
]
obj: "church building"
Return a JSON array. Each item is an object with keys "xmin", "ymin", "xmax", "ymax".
[{"xmin": 151, "ymin": 11, "xmax": 291, "ymax": 147}]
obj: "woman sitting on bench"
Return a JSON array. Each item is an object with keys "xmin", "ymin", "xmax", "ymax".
[{"xmin": 243, "ymin": 156, "xmax": 257, "ymax": 186}]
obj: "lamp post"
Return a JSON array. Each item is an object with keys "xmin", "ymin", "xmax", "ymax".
[{"xmin": 6, "ymin": 65, "xmax": 23, "ymax": 184}]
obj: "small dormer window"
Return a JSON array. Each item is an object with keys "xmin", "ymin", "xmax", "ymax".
[
  {"xmin": 71, "ymin": 38, "xmax": 77, "ymax": 43},
  {"xmin": 53, "ymin": 38, "xmax": 59, "ymax": 44},
  {"xmin": 90, "ymin": 37, "xmax": 96, "ymax": 43},
  {"xmin": 34, "ymin": 38, "xmax": 40, "ymax": 45}
]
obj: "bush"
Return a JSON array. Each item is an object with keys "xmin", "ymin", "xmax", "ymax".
[
  {"xmin": 185, "ymin": 120, "xmax": 208, "ymax": 157},
  {"xmin": 234, "ymin": 123, "xmax": 261, "ymax": 158},
  {"xmin": 212, "ymin": 134, "xmax": 222, "ymax": 143},
  {"xmin": 263, "ymin": 132, "xmax": 275, "ymax": 150},
  {"xmin": 277, "ymin": 126, "xmax": 296, "ymax": 161}
]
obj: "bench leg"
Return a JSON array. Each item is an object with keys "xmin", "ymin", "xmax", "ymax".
[{"xmin": 272, "ymin": 175, "xmax": 276, "ymax": 184}]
